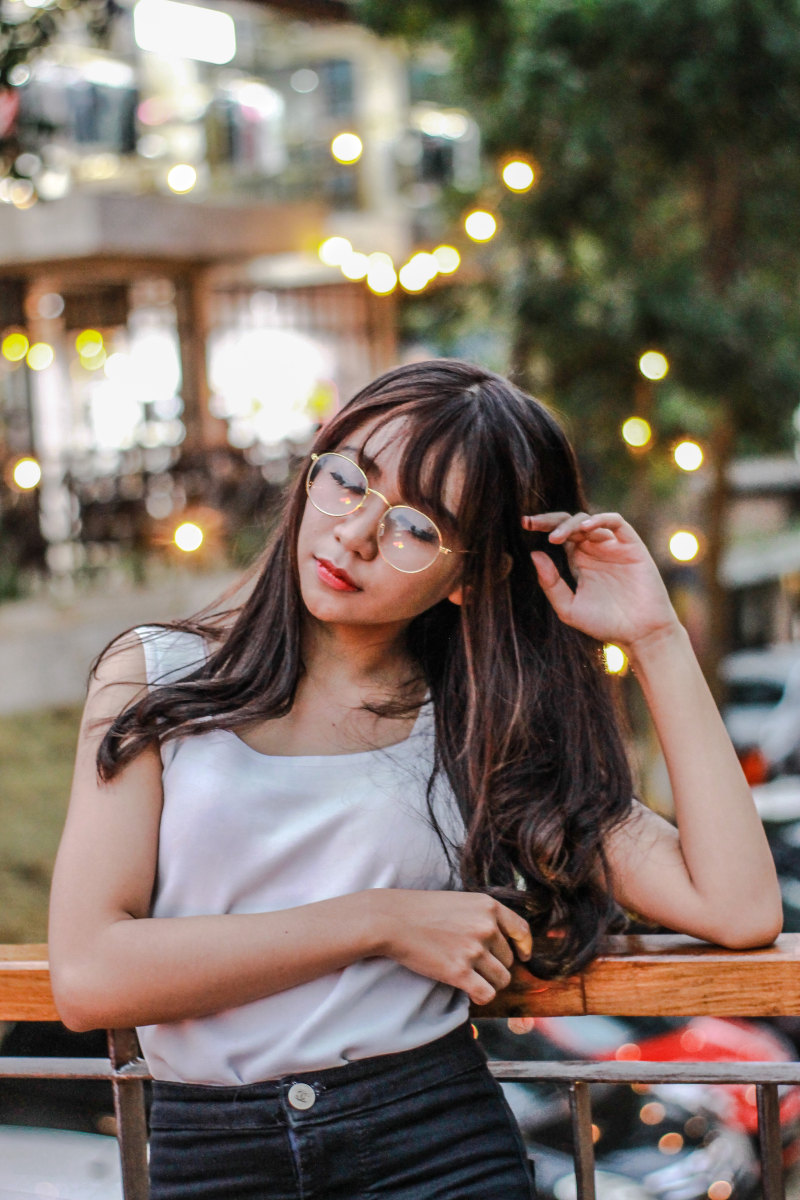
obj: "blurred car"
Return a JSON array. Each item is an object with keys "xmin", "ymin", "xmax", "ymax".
[
  {"xmin": 0, "ymin": 1125, "xmax": 122, "ymax": 1198},
  {"xmin": 720, "ymin": 644, "xmax": 800, "ymax": 782},
  {"xmin": 477, "ymin": 1020, "xmax": 761, "ymax": 1200}
]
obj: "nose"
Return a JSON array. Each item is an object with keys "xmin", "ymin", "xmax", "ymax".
[{"xmin": 333, "ymin": 493, "xmax": 385, "ymax": 559}]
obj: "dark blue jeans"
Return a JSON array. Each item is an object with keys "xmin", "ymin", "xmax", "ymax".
[{"xmin": 149, "ymin": 1021, "xmax": 536, "ymax": 1199}]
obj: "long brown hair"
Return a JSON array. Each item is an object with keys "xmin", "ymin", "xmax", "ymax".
[{"xmin": 95, "ymin": 359, "xmax": 634, "ymax": 977}]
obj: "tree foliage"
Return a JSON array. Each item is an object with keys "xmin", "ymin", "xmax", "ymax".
[{"xmin": 357, "ymin": 0, "xmax": 800, "ymax": 483}]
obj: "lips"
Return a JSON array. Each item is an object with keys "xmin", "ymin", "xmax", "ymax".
[{"xmin": 315, "ymin": 557, "xmax": 361, "ymax": 592}]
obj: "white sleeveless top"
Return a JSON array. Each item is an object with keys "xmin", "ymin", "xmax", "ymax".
[{"xmin": 134, "ymin": 626, "xmax": 469, "ymax": 1085}]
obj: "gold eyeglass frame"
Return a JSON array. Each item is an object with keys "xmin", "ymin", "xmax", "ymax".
[{"xmin": 306, "ymin": 451, "xmax": 459, "ymax": 574}]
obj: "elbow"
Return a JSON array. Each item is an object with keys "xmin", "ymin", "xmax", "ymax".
[
  {"xmin": 50, "ymin": 962, "xmax": 111, "ymax": 1033},
  {"xmin": 708, "ymin": 895, "xmax": 783, "ymax": 951}
]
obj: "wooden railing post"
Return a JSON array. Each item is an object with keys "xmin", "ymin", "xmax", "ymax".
[{"xmin": 108, "ymin": 1028, "xmax": 150, "ymax": 1200}]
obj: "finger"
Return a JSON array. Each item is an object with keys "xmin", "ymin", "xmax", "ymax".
[
  {"xmin": 581, "ymin": 528, "xmax": 616, "ymax": 543},
  {"xmin": 580, "ymin": 513, "xmax": 640, "ymax": 541},
  {"xmin": 508, "ymin": 1017, "xmax": 537, "ymax": 1034},
  {"xmin": 522, "ymin": 512, "xmax": 572, "ymax": 532},
  {"xmin": 466, "ymin": 972, "xmax": 497, "ymax": 1006},
  {"xmin": 476, "ymin": 952, "xmax": 513, "ymax": 994},
  {"xmin": 497, "ymin": 905, "xmax": 533, "ymax": 961},
  {"xmin": 548, "ymin": 513, "xmax": 592, "ymax": 543},
  {"xmin": 531, "ymin": 552, "xmax": 576, "ymax": 617},
  {"xmin": 489, "ymin": 931, "xmax": 515, "ymax": 972}
]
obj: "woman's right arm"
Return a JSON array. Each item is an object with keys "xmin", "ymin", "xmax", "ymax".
[{"xmin": 49, "ymin": 639, "xmax": 530, "ymax": 1032}]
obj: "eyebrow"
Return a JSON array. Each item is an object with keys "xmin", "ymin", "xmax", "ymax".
[{"xmin": 338, "ymin": 444, "xmax": 458, "ymax": 529}]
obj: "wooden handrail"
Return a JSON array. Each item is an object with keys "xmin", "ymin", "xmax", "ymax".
[{"xmin": 3, "ymin": 934, "xmax": 800, "ymax": 1023}]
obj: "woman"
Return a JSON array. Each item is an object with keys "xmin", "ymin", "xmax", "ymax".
[{"xmin": 49, "ymin": 359, "xmax": 781, "ymax": 1199}]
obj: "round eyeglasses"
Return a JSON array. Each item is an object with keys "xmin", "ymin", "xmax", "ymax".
[{"xmin": 306, "ymin": 451, "xmax": 459, "ymax": 574}]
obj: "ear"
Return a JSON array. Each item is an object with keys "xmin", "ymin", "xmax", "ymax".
[{"xmin": 447, "ymin": 553, "xmax": 512, "ymax": 606}]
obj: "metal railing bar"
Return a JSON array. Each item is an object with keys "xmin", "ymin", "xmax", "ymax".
[
  {"xmin": 757, "ymin": 1082, "xmax": 784, "ymax": 1200},
  {"xmin": 569, "ymin": 1081, "xmax": 596, "ymax": 1200},
  {"xmin": 489, "ymin": 1061, "xmax": 800, "ymax": 1084},
  {"xmin": 0, "ymin": 1056, "xmax": 150, "ymax": 1079}
]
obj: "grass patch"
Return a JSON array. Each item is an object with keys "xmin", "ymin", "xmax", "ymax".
[{"xmin": 0, "ymin": 706, "xmax": 82, "ymax": 943}]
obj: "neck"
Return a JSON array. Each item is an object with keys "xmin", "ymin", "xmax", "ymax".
[{"xmin": 301, "ymin": 616, "xmax": 417, "ymax": 693}]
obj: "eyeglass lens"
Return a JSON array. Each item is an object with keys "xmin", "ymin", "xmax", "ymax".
[{"xmin": 307, "ymin": 453, "xmax": 442, "ymax": 572}]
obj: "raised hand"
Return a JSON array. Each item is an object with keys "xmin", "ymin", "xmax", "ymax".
[{"xmin": 523, "ymin": 511, "xmax": 679, "ymax": 652}]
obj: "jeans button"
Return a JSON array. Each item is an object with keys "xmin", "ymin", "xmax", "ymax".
[{"xmin": 287, "ymin": 1082, "xmax": 316, "ymax": 1110}]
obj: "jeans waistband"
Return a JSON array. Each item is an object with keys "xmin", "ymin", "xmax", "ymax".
[{"xmin": 150, "ymin": 1021, "xmax": 487, "ymax": 1129}]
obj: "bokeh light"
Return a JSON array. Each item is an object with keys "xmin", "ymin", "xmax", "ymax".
[
  {"xmin": 603, "ymin": 644, "xmax": 628, "ymax": 674},
  {"xmin": 432, "ymin": 245, "xmax": 460, "ymax": 273},
  {"xmin": 366, "ymin": 252, "xmax": 397, "ymax": 295},
  {"xmin": 75, "ymin": 330, "xmax": 104, "ymax": 356},
  {"xmin": 398, "ymin": 252, "xmax": 438, "ymax": 293},
  {"xmin": 464, "ymin": 210, "xmax": 497, "ymax": 241},
  {"xmin": 26, "ymin": 342, "xmax": 54, "ymax": 371},
  {"xmin": 318, "ymin": 237, "xmax": 352, "ymax": 267},
  {"xmin": 669, "ymin": 531, "xmax": 700, "ymax": 562},
  {"xmin": 340, "ymin": 251, "xmax": 370, "ymax": 280},
  {"xmin": 174, "ymin": 522, "xmax": 204, "ymax": 552},
  {"xmin": 638, "ymin": 350, "xmax": 669, "ymax": 381},
  {"xmin": 167, "ymin": 164, "xmax": 198, "ymax": 193},
  {"xmin": 674, "ymin": 440, "xmax": 704, "ymax": 471},
  {"xmin": 331, "ymin": 133, "xmax": 363, "ymax": 163},
  {"xmin": 621, "ymin": 417, "xmax": 652, "ymax": 448},
  {"xmin": 502, "ymin": 160, "xmax": 535, "ymax": 191},
  {"xmin": 12, "ymin": 457, "xmax": 41, "ymax": 489},
  {"xmin": 2, "ymin": 332, "xmax": 29, "ymax": 362}
]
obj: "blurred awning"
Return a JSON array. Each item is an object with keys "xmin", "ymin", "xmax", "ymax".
[
  {"xmin": 256, "ymin": 0, "xmax": 352, "ymax": 17},
  {"xmin": 721, "ymin": 530, "xmax": 800, "ymax": 587}
]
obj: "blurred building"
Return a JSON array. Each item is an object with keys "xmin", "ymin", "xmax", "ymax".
[
  {"xmin": 0, "ymin": 0, "xmax": 477, "ymax": 587},
  {"xmin": 722, "ymin": 457, "xmax": 800, "ymax": 648}
]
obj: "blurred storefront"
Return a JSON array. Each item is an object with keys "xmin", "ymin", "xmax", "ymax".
[{"xmin": 0, "ymin": 0, "xmax": 476, "ymax": 588}]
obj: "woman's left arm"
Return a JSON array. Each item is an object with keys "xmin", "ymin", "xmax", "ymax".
[{"xmin": 524, "ymin": 510, "xmax": 783, "ymax": 949}]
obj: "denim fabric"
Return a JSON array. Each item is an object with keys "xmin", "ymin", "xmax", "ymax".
[{"xmin": 149, "ymin": 1021, "xmax": 536, "ymax": 1200}]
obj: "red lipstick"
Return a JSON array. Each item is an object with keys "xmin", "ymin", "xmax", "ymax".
[{"xmin": 315, "ymin": 558, "xmax": 361, "ymax": 592}]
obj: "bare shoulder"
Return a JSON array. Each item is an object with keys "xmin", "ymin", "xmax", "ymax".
[
  {"xmin": 50, "ymin": 629, "xmax": 165, "ymax": 957},
  {"xmin": 82, "ymin": 629, "xmax": 150, "ymax": 739}
]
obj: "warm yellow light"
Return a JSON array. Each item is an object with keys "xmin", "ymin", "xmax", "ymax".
[
  {"xmin": 331, "ymin": 133, "xmax": 363, "ymax": 164},
  {"xmin": 502, "ymin": 160, "xmax": 535, "ymax": 191},
  {"xmin": 26, "ymin": 342, "xmax": 54, "ymax": 371},
  {"xmin": 340, "ymin": 252, "xmax": 369, "ymax": 280},
  {"xmin": 12, "ymin": 457, "xmax": 41, "ymax": 489},
  {"xmin": 639, "ymin": 350, "xmax": 669, "ymax": 381},
  {"xmin": 75, "ymin": 329, "xmax": 104, "ymax": 355},
  {"xmin": 674, "ymin": 440, "xmax": 704, "ymax": 471},
  {"xmin": 707, "ymin": 1182, "xmax": 732, "ymax": 1200},
  {"xmin": 464, "ymin": 210, "xmax": 497, "ymax": 241},
  {"xmin": 80, "ymin": 348, "xmax": 107, "ymax": 371},
  {"xmin": 399, "ymin": 252, "xmax": 438, "ymax": 293},
  {"xmin": 432, "ymin": 245, "xmax": 460, "ymax": 274},
  {"xmin": 669, "ymin": 531, "xmax": 699, "ymax": 562},
  {"xmin": 2, "ymin": 332, "xmax": 29, "ymax": 362},
  {"xmin": 621, "ymin": 417, "xmax": 652, "ymax": 448},
  {"xmin": 167, "ymin": 164, "xmax": 197, "ymax": 193},
  {"xmin": 603, "ymin": 644, "xmax": 628, "ymax": 674},
  {"xmin": 639, "ymin": 1102, "xmax": 666, "ymax": 1126},
  {"xmin": 366, "ymin": 252, "xmax": 397, "ymax": 295},
  {"xmin": 658, "ymin": 1132, "xmax": 684, "ymax": 1155},
  {"xmin": 318, "ymin": 237, "xmax": 352, "ymax": 267},
  {"xmin": 174, "ymin": 522, "xmax": 204, "ymax": 552}
]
